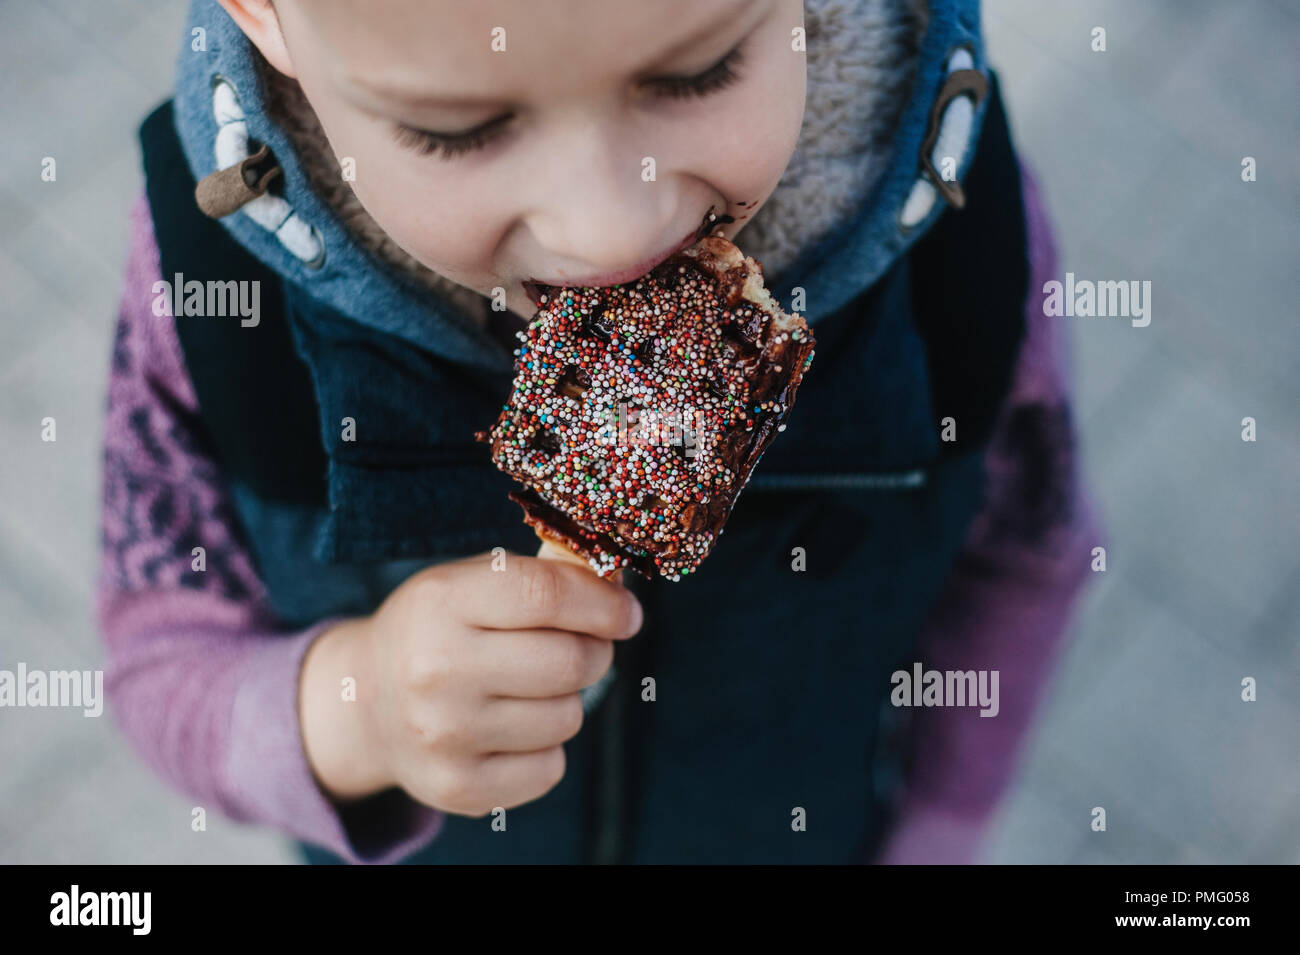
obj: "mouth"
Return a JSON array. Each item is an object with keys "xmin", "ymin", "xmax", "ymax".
[{"xmin": 522, "ymin": 208, "xmax": 737, "ymax": 306}]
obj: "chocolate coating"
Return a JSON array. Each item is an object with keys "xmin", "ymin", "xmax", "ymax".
[{"xmin": 481, "ymin": 236, "xmax": 815, "ymax": 579}]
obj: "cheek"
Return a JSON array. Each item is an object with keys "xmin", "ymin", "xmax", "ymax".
[
  {"xmin": 282, "ymin": 26, "xmax": 515, "ymax": 291},
  {"xmin": 348, "ymin": 145, "xmax": 506, "ymax": 285},
  {"xmin": 687, "ymin": 22, "xmax": 806, "ymax": 220},
  {"xmin": 302, "ymin": 96, "xmax": 510, "ymax": 288}
]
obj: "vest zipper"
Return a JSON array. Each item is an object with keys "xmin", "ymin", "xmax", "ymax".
[
  {"xmin": 746, "ymin": 468, "xmax": 928, "ymax": 491},
  {"xmin": 418, "ymin": 450, "xmax": 931, "ymax": 493},
  {"xmin": 410, "ymin": 446, "xmax": 930, "ymax": 493}
]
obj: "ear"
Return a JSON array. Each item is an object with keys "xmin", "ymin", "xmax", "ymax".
[{"xmin": 217, "ymin": 0, "xmax": 296, "ymax": 77}]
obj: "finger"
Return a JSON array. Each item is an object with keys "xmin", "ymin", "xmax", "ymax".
[
  {"xmin": 446, "ymin": 554, "xmax": 642, "ymax": 640},
  {"xmin": 446, "ymin": 747, "xmax": 567, "ymax": 815},
  {"xmin": 473, "ymin": 628, "xmax": 615, "ymax": 698},
  {"xmin": 476, "ymin": 694, "xmax": 586, "ymax": 753}
]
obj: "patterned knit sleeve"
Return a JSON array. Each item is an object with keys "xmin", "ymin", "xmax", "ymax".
[
  {"xmin": 95, "ymin": 194, "xmax": 445, "ymax": 864},
  {"xmin": 875, "ymin": 162, "xmax": 1106, "ymax": 864}
]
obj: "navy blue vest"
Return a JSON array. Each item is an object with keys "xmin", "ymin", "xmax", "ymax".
[{"xmin": 139, "ymin": 73, "xmax": 1027, "ymax": 864}]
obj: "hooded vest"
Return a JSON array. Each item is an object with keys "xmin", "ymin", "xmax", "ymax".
[{"xmin": 140, "ymin": 0, "xmax": 1028, "ymax": 863}]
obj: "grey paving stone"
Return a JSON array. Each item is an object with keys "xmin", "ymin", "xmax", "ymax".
[
  {"xmin": 1001, "ymin": 741, "xmax": 1196, "ymax": 864},
  {"xmin": 0, "ymin": 5, "xmax": 159, "ymax": 192},
  {"xmin": 0, "ymin": 534, "xmax": 96, "ymax": 666},
  {"xmin": 987, "ymin": 0, "xmax": 1184, "ymax": 76},
  {"xmin": 1081, "ymin": 138, "xmax": 1227, "ymax": 282},
  {"xmin": 1084, "ymin": 346, "xmax": 1300, "ymax": 647},
  {"xmin": 1143, "ymin": 189, "xmax": 1300, "ymax": 400},
  {"xmin": 1044, "ymin": 594, "xmax": 1300, "ymax": 862},
  {"xmin": 0, "ymin": 243, "xmax": 70, "ymax": 375},
  {"xmin": 1071, "ymin": 831, "xmax": 1212, "ymax": 865},
  {"xmin": 0, "ymin": 322, "xmax": 113, "ymax": 603},
  {"xmin": 1064, "ymin": 241, "xmax": 1163, "ymax": 448},
  {"xmin": 1246, "ymin": 562, "xmax": 1300, "ymax": 694},
  {"xmin": 1248, "ymin": 796, "xmax": 1300, "ymax": 865},
  {"xmin": 982, "ymin": 778, "xmax": 1089, "ymax": 864},
  {"xmin": 1143, "ymin": 1, "xmax": 1300, "ymax": 217},
  {"xmin": 0, "ymin": 538, "xmax": 105, "ymax": 838},
  {"xmin": 4, "ymin": 731, "xmax": 298, "ymax": 864},
  {"xmin": 983, "ymin": 31, "xmax": 1182, "ymax": 256},
  {"xmin": 6, "ymin": 197, "xmax": 124, "ymax": 319},
  {"xmin": 1029, "ymin": 572, "xmax": 1140, "ymax": 727},
  {"xmin": 47, "ymin": 145, "xmax": 147, "ymax": 289}
]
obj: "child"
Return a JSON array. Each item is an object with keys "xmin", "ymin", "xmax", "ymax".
[{"xmin": 98, "ymin": 0, "xmax": 1102, "ymax": 864}]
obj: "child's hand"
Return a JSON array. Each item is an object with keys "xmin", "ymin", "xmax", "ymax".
[{"xmin": 298, "ymin": 552, "xmax": 643, "ymax": 817}]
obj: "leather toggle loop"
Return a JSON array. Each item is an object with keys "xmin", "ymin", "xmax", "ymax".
[
  {"xmin": 194, "ymin": 142, "xmax": 283, "ymax": 219},
  {"xmin": 918, "ymin": 69, "xmax": 988, "ymax": 210}
]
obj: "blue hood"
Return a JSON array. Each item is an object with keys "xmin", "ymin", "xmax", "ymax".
[{"xmin": 172, "ymin": 0, "xmax": 988, "ymax": 375}]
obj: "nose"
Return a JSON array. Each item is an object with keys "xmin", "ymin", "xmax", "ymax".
[{"xmin": 522, "ymin": 121, "xmax": 683, "ymax": 278}]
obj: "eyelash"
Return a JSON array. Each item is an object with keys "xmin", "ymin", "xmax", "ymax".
[
  {"xmin": 392, "ymin": 45, "xmax": 746, "ymax": 160},
  {"xmin": 642, "ymin": 45, "xmax": 746, "ymax": 100},
  {"xmin": 392, "ymin": 113, "xmax": 514, "ymax": 159}
]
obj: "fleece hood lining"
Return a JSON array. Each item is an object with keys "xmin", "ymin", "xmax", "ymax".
[{"xmin": 171, "ymin": 0, "xmax": 989, "ymax": 373}]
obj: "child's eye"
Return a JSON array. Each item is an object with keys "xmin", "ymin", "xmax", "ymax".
[
  {"xmin": 392, "ymin": 113, "xmax": 514, "ymax": 160},
  {"xmin": 392, "ymin": 43, "xmax": 746, "ymax": 161},
  {"xmin": 642, "ymin": 45, "xmax": 745, "ymax": 100}
]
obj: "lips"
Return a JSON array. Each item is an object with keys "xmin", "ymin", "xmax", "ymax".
[{"xmin": 522, "ymin": 208, "xmax": 737, "ymax": 306}]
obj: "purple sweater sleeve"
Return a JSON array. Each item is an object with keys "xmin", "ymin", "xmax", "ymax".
[
  {"xmin": 95, "ymin": 194, "xmax": 445, "ymax": 864},
  {"xmin": 875, "ymin": 162, "xmax": 1105, "ymax": 864}
]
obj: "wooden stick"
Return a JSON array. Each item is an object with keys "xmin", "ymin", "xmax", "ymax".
[{"xmin": 534, "ymin": 532, "xmax": 624, "ymax": 583}]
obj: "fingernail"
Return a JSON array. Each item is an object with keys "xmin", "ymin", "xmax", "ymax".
[{"xmin": 627, "ymin": 595, "xmax": 644, "ymax": 636}]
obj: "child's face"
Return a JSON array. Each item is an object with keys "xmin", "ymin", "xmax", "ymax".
[{"xmin": 230, "ymin": 0, "xmax": 806, "ymax": 319}]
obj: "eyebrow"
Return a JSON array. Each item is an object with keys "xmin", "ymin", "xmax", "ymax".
[{"xmin": 348, "ymin": 0, "xmax": 759, "ymax": 109}]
